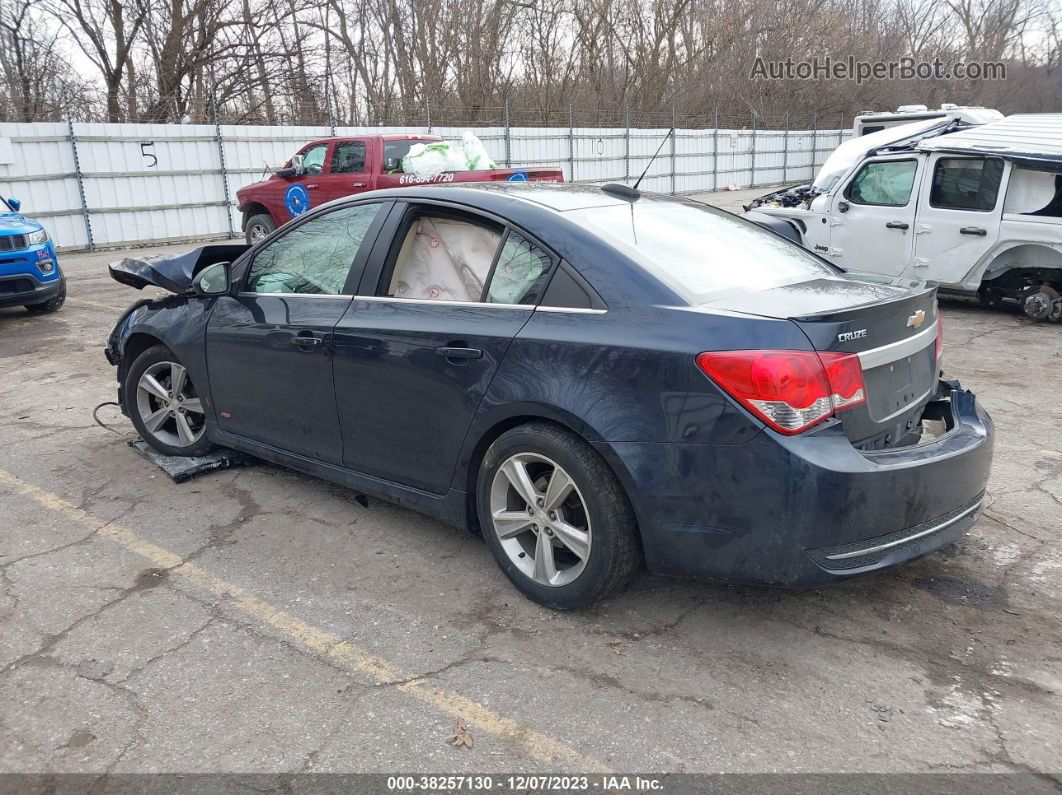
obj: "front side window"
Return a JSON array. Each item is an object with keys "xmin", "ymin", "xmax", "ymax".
[
  {"xmin": 387, "ymin": 215, "xmax": 502, "ymax": 302},
  {"xmin": 846, "ymin": 160, "xmax": 917, "ymax": 206},
  {"xmin": 331, "ymin": 142, "xmax": 366, "ymax": 174},
  {"xmin": 486, "ymin": 232, "xmax": 552, "ymax": 304},
  {"xmin": 930, "ymin": 157, "xmax": 1004, "ymax": 211},
  {"xmin": 568, "ymin": 200, "xmax": 838, "ymax": 304},
  {"xmin": 300, "ymin": 143, "xmax": 328, "ymax": 175},
  {"xmin": 246, "ymin": 203, "xmax": 381, "ymax": 295}
]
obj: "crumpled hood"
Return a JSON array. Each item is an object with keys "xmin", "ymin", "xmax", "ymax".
[
  {"xmin": 0, "ymin": 212, "xmax": 42, "ymax": 235},
  {"xmin": 109, "ymin": 244, "xmax": 249, "ymax": 293}
]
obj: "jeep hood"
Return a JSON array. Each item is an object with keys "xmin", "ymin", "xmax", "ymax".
[{"xmin": 109, "ymin": 244, "xmax": 248, "ymax": 293}]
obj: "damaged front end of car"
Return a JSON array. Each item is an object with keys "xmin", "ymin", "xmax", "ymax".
[{"xmin": 745, "ymin": 183, "xmax": 819, "ymax": 211}]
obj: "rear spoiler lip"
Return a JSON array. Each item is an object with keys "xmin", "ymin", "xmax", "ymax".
[{"xmin": 789, "ymin": 281, "xmax": 936, "ymax": 323}]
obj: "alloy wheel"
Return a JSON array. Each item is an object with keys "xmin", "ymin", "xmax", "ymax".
[
  {"xmin": 489, "ymin": 453, "xmax": 592, "ymax": 587},
  {"xmin": 135, "ymin": 361, "xmax": 206, "ymax": 449}
]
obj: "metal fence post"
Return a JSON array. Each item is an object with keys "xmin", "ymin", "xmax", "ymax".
[
  {"xmin": 504, "ymin": 100, "xmax": 512, "ymax": 168},
  {"xmin": 712, "ymin": 107, "xmax": 719, "ymax": 191},
  {"xmin": 749, "ymin": 112, "xmax": 757, "ymax": 189},
  {"xmin": 568, "ymin": 103, "xmax": 575, "ymax": 183},
  {"xmin": 839, "ymin": 111, "xmax": 845, "ymax": 148},
  {"xmin": 670, "ymin": 106, "xmax": 677, "ymax": 194},
  {"xmin": 426, "ymin": 99, "xmax": 432, "ymax": 134},
  {"xmin": 66, "ymin": 118, "xmax": 94, "ymax": 251},
  {"xmin": 212, "ymin": 92, "xmax": 236, "ymax": 240},
  {"xmin": 811, "ymin": 110, "xmax": 818, "ymax": 178},
  {"xmin": 782, "ymin": 111, "xmax": 790, "ymax": 185},
  {"xmin": 624, "ymin": 106, "xmax": 630, "ymax": 181}
]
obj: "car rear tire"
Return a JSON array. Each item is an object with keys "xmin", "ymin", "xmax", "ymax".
[
  {"xmin": 123, "ymin": 345, "xmax": 213, "ymax": 457},
  {"xmin": 24, "ymin": 276, "xmax": 66, "ymax": 314},
  {"xmin": 476, "ymin": 423, "xmax": 640, "ymax": 609},
  {"xmin": 244, "ymin": 213, "xmax": 276, "ymax": 245}
]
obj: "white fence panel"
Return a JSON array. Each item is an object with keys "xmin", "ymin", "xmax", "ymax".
[{"xmin": 0, "ymin": 121, "xmax": 847, "ymax": 251}]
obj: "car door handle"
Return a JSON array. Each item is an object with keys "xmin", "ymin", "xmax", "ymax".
[
  {"xmin": 305, "ymin": 183, "xmax": 319, "ymax": 189},
  {"xmin": 885, "ymin": 221, "xmax": 910, "ymax": 230},
  {"xmin": 960, "ymin": 226, "xmax": 987, "ymax": 236},
  {"xmin": 351, "ymin": 182, "xmax": 366, "ymax": 188},
  {"xmin": 291, "ymin": 334, "xmax": 323, "ymax": 351},
  {"xmin": 436, "ymin": 345, "xmax": 483, "ymax": 362}
]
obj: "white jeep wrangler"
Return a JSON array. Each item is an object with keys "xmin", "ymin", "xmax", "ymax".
[{"xmin": 747, "ymin": 114, "xmax": 1062, "ymax": 321}]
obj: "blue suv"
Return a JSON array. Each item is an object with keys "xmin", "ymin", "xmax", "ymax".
[{"xmin": 0, "ymin": 195, "xmax": 65, "ymax": 314}]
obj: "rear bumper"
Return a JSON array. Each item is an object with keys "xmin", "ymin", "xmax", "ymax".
[
  {"xmin": 0, "ymin": 272, "xmax": 62, "ymax": 309},
  {"xmin": 597, "ymin": 383, "xmax": 993, "ymax": 586}
]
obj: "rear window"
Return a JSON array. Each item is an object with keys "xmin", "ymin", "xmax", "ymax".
[{"xmin": 567, "ymin": 200, "xmax": 837, "ymax": 303}]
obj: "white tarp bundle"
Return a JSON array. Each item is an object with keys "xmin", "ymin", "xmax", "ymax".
[{"xmin": 401, "ymin": 131, "xmax": 498, "ymax": 180}]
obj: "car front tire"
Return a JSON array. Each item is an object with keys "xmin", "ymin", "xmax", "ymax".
[
  {"xmin": 244, "ymin": 213, "xmax": 276, "ymax": 245},
  {"xmin": 477, "ymin": 423, "xmax": 640, "ymax": 609},
  {"xmin": 123, "ymin": 345, "xmax": 213, "ymax": 457},
  {"xmin": 24, "ymin": 276, "xmax": 66, "ymax": 314}
]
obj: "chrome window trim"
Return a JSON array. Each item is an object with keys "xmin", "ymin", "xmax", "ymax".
[
  {"xmin": 824, "ymin": 499, "xmax": 982, "ymax": 561},
  {"xmin": 237, "ymin": 292, "xmax": 353, "ymax": 299},
  {"xmin": 858, "ymin": 323, "xmax": 937, "ymax": 369},
  {"xmin": 534, "ymin": 305, "xmax": 608, "ymax": 314},
  {"xmin": 354, "ymin": 295, "xmax": 530, "ymax": 310}
]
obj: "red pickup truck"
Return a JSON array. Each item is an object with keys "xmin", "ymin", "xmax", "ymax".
[{"xmin": 235, "ymin": 133, "xmax": 564, "ymax": 244}]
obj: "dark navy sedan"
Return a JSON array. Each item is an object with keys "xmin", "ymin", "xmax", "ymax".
[{"xmin": 105, "ymin": 184, "xmax": 993, "ymax": 608}]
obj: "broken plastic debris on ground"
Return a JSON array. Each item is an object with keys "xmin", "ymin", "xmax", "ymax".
[{"xmin": 401, "ymin": 132, "xmax": 497, "ymax": 180}]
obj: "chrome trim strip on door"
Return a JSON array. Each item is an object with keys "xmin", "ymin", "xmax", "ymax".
[
  {"xmin": 858, "ymin": 323, "xmax": 938, "ymax": 369},
  {"xmin": 352, "ymin": 295, "xmax": 529, "ymax": 310},
  {"xmin": 534, "ymin": 305, "xmax": 608, "ymax": 315},
  {"xmin": 824, "ymin": 499, "xmax": 982, "ymax": 561}
]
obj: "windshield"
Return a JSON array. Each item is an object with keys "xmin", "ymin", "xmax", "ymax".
[
  {"xmin": 813, "ymin": 117, "xmax": 947, "ymax": 192},
  {"xmin": 568, "ymin": 199, "xmax": 838, "ymax": 303}
]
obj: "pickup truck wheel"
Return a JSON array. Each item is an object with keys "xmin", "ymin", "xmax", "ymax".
[
  {"xmin": 24, "ymin": 276, "xmax": 66, "ymax": 314},
  {"xmin": 245, "ymin": 214, "xmax": 276, "ymax": 245}
]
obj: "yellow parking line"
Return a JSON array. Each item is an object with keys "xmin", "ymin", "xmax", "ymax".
[{"xmin": 0, "ymin": 467, "xmax": 608, "ymax": 771}]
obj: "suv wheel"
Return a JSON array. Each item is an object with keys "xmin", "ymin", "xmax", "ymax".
[
  {"xmin": 477, "ymin": 423, "xmax": 640, "ymax": 609},
  {"xmin": 123, "ymin": 345, "xmax": 212, "ymax": 457},
  {"xmin": 25, "ymin": 276, "xmax": 66, "ymax": 314},
  {"xmin": 244, "ymin": 214, "xmax": 276, "ymax": 245}
]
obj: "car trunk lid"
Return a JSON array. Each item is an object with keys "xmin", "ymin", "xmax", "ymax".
[{"xmin": 705, "ymin": 276, "xmax": 939, "ymax": 446}]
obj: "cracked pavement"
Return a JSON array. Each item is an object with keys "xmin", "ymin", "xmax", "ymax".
[{"xmin": 1, "ymin": 188, "xmax": 1060, "ymax": 775}]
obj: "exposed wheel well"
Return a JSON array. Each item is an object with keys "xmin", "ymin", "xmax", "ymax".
[
  {"xmin": 981, "ymin": 245, "xmax": 1062, "ymax": 292},
  {"xmin": 118, "ymin": 333, "xmax": 167, "ymax": 382},
  {"xmin": 241, "ymin": 203, "xmax": 271, "ymax": 229}
]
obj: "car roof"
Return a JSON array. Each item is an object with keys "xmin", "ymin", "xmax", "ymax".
[
  {"xmin": 918, "ymin": 114, "xmax": 1062, "ymax": 170},
  {"xmin": 353, "ymin": 181, "xmax": 699, "ymax": 213}
]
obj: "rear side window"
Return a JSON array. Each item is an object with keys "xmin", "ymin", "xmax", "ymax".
[
  {"xmin": 847, "ymin": 160, "xmax": 917, "ymax": 206},
  {"xmin": 246, "ymin": 203, "xmax": 381, "ymax": 295},
  {"xmin": 387, "ymin": 215, "xmax": 502, "ymax": 302},
  {"xmin": 930, "ymin": 157, "xmax": 1004, "ymax": 211},
  {"xmin": 569, "ymin": 201, "xmax": 837, "ymax": 304},
  {"xmin": 486, "ymin": 231, "xmax": 551, "ymax": 305}
]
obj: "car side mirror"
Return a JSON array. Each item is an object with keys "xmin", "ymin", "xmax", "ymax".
[
  {"xmin": 276, "ymin": 154, "xmax": 304, "ymax": 178},
  {"xmin": 838, "ymin": 201, "xmax": 850, "ymax": 213},
  {"xmin": 6, "ymin": 198, "xmax": 21, "ymax": 212},
  {"xmin": 192, "ymin": 261, "xmax": 232, "ymax": 296}
]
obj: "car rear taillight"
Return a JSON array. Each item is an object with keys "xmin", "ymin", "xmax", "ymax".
[
  {"xmin": 695, "ymin": 350, "xmax": 867, "ymax": 435},
  {"xmin": 934, "ymin": 313, "xmax": 943, "ymax": 364}
]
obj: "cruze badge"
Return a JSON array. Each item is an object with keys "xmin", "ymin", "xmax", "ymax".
[
  {"xmin": 907, "ymin": 309, "xmax": 926, "ymax": 328},
  {"xmin": 837, "ymin": 329, "xmax": 867, "ymax": 342}
]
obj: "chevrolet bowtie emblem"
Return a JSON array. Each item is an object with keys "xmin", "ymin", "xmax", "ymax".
[{"xmin": 907, "ymin": 309, "xmax": 926, "ymax": 328}]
